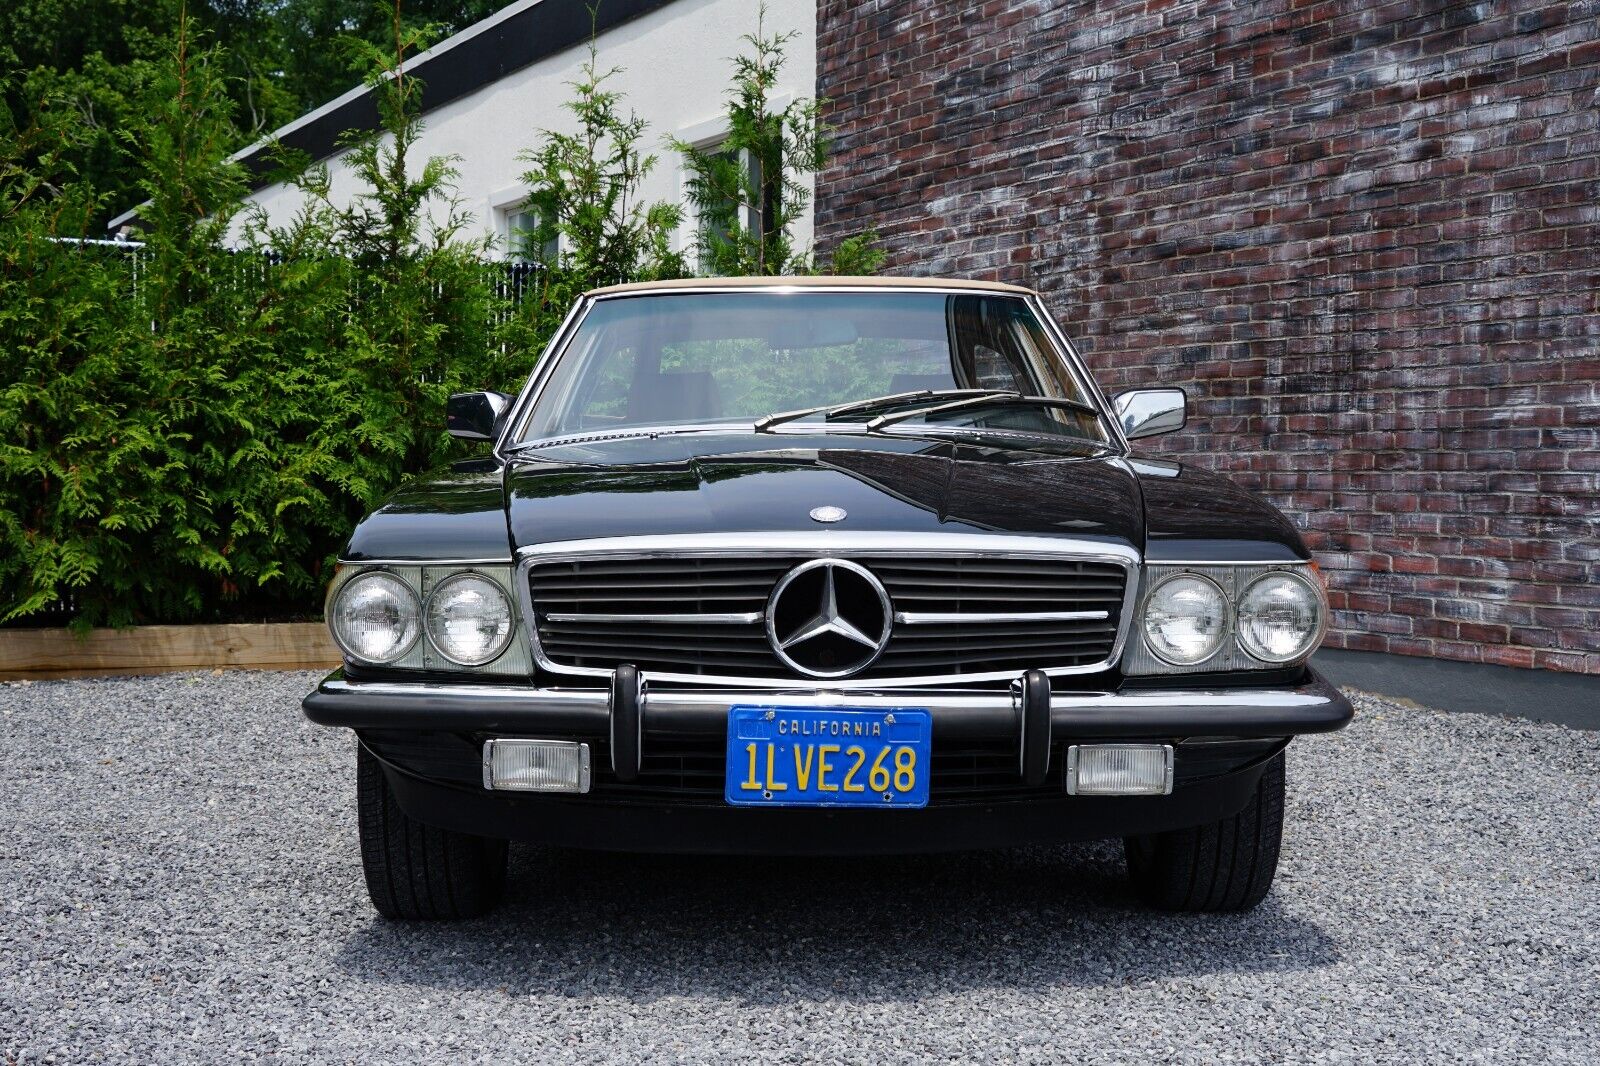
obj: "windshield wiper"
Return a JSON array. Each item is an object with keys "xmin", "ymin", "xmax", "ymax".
[
  {"xmin": 753, "ymin": 389, "xmax": 1015, "ymax": 433},
  {"xmin": 865, "ymin": 392, "xmax": 1101, "ymax": 431},
  {"xmin": 508, "ymin": 424, "xmax": 735, "ymax": 452}
]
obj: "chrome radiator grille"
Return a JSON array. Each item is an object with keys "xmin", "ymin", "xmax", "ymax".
[{"xmin": 526, "ymin": 552, "xmax": 1130, "ymax": 682}]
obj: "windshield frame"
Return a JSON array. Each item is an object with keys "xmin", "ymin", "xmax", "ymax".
[{"xmin": 495, "ymin": 284, "xmax": 1131, "ymax": 459}]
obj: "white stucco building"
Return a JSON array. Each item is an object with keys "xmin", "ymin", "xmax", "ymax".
[{"xmin": 110, "ymin": 0, "xmax": 815, "ymax": 258}]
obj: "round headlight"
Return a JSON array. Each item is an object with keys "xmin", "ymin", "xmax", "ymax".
[
  {"xmin": 1237, "ymin": 572, "xmax": 1322, "ymax": 663},
  {"xmin": 331, "ymin": 572, "xmax": 420, "ymax": 664},
  {"xmin": 425, "ymin": 573, "xmax": 514, "ymax": 666},
  {"xmin": 1142, "ymin": 574, "xmax": 1228, "ymax": 666}
]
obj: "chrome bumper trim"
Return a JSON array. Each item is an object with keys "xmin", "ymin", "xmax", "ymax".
[{"xmin": 304, "ymin": 670, "xmax": 1354, "ymax": 740}]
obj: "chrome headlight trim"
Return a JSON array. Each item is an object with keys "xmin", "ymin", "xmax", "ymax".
[
  {"xmin": 327, "ymin": 563, "xmax": 530, "ymax": 676},
  {"xmin": 1125, "ymin": 560, "xmax": 1325, "ymax": 675}
]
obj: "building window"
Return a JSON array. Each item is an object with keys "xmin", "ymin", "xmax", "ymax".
[
  {"xmin": 689, "ymin": 143, "xmax": 781, "ymax": 265},
  {"xmin": 501, "ymin": 200, "xmax": 560, "ymax": 264},
  {"xmin": 696, "ymin": 144, "xmax": 741, "ymax": 254}
]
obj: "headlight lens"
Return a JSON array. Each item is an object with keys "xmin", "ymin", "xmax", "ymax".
[
  {"xmin": 1142, "ymin": 574, "xmax": 1227, "ymax": 666},
  {"xmin": 1237, "ymin": 572, "xmax": 1322, "ymax": 662},
  {"xmin": 425, "ymin": 573, "xmax": 514, "ymax": 666},
  {"xmin": 331, "ymin": 572, "xmax": 420, "ymax": 664}
]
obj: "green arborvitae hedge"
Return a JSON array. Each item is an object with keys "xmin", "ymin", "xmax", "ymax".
[
  {"xmin": 0, "ymin": 17, "xmax": 531, "ymax": 629},
  {"xmin": 0, "ymin": 8, "xmax": 876, "ymax": 630}
]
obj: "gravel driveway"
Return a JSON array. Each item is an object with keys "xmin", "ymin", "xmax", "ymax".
[{"xmin": 2, "ymin": 671, "xmax": 1597, "ymax": 1063}]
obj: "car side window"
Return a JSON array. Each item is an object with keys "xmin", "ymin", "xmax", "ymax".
[
  {"xmin": 939, "ymin": 295, "xmax": 1099, "ymax": 438},
  {"xmin": 948, "ymin": 294, "xmax": 1077, "ymax": 398},
  {"xmin": 970, "ymin": 344, "xmax": 1023, "ymax": 391}
]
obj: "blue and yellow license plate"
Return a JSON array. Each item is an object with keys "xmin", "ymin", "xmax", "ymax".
[{"xmin": 724, "ymin": 706, "xmax": 932, "ymax": 808}]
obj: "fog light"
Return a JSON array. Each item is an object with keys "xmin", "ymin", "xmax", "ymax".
[
  {"xmin": 483, "ymin": 739, "xmax": 591, "ymax": 793},
  {"xmin": 1066, "ymin": 744, "xmax": 1173, "ymax": 796}
]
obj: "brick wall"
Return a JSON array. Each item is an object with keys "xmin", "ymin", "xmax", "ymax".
[{"xmin": 816, "ymin": 0, "xmax": 1600, "ymax": 672}]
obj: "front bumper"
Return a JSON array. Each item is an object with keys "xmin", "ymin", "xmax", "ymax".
[
  {"xmin": 303, "ymin": 668, "xmax": 1351, "ymax": 853},
  {"xmin": 303, "ymin": 669, "xmax": 1353, "ymax": 738}
]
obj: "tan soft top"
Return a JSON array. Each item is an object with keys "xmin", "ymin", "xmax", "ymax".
[{"xmin": 585, "ymin": 275, "xmax": 1037, "ymax": 297}]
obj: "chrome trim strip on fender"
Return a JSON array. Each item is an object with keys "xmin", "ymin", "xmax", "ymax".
[{"xmin": 515, "ymin": 532, "xmax": 1140, "ymax": 689}]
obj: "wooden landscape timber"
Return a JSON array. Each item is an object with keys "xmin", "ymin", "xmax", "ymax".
[{"xmin": 0, "ymin": 623, "xmax": 338, "ymax": 681}]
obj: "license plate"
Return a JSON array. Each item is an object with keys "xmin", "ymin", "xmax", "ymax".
[{"xmin": 724, "ymin": 706, "xmax": 932, "ymax": 808}]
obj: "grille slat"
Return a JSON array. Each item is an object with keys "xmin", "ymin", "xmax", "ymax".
[
  {"xmin": 533, "ymin": 577, "xmax": 780, "ymax": 592},
  {"xmin": 543, "ymin": 629, "xmax": 769, "ymax": 644},
  {"xmin": 530, "ymin": 554, "xmax": 1126, "ymax": 679}
]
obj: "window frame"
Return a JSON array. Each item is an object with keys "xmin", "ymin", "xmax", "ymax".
[
  {"xmin": 489, "ymin": 185, "xmax": 560, "ymax": 264},
  {"xmin": 675, "ymin": 104, "xmax": 791, "ymax": 270}
]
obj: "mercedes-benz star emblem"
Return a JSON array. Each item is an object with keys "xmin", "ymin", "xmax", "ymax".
[
  {"xmin": 765, "ymin": 559, "xmax": 892, "ymax": 679},
  {"xmin": 809, "ymin": 505, "xmax": 847, "ymax": 524}
]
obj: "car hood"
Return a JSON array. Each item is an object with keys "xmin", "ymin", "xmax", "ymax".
[
  {"xmin": 505, "ymin": 435, "xmax": 1145, "ymax": 552},
  {"xmin": 340, "ymin": 436, "xmax": 1310, "ymax": 565}
]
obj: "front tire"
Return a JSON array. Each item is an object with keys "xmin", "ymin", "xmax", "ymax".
[
  {"xmin": 356, "ymin": 742, "xmax": 508, "ymax": 920},
  {"xmin": 1123, "ymin": 752, "xmax": 1285, "ymax": 912}
]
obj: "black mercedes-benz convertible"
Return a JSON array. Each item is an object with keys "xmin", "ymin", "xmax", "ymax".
[{"xmin": 302, "ymin": 276, "xmax": 1352, "ymax": 919}]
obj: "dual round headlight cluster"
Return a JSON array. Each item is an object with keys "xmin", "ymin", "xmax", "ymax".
[
  {"xmin": 1142, "ymin": 571, "xmax": 1323, "ymax": 667},
  {"xmin": 330, "ymin": 571, "xmax": 514, "ymax": 667}
]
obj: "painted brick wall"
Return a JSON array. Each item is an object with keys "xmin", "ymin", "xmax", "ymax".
[{"xmin": 816, "ymin": 0, "xmax": 1600, "ymax": 672}]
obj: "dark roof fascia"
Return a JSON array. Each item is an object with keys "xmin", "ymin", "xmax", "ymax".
[
  {"xmin": 263, "ymin": 0, "xmax": 683, "ymax": 179},
  {"xmin": 261, "ymin": 0, "xmax": 680, "ymax": 178},
  {"xmin": 111, "ymin": 0, "xmax": 678, "ymax": 227}
]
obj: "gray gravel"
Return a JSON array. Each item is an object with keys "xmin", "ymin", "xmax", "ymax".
[{"xmin": 2, "ymin": 672, "xmax": 1597, "ymax": 1064}]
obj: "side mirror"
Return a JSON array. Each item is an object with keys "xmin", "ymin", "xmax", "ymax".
[
  {"xmin": 447, "ymin": 391, "xmax": 514, "ymax": 442},
  {"xmin": 1111, "ymin": 388, "xmax": 1187, "ymax": 440}
]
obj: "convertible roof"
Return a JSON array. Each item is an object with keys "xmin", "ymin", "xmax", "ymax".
[{"xmin": 586, "ymin": 276, "xmax": 1038, "ymax": 297}]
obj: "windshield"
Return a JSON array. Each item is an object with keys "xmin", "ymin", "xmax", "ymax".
[{"xmin": 516, "ymin": 291, "xmax": 1110, "ymax": 446}]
